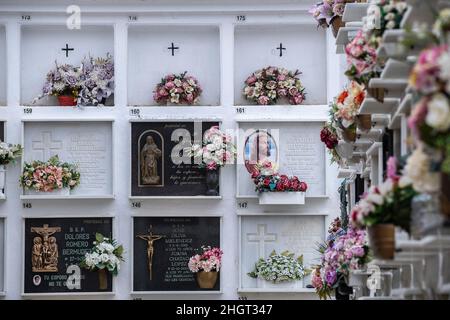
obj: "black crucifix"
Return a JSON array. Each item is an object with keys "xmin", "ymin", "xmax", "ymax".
[
  {"xmin": 167, "ymin": 42, "xmax": 179, "ymax": 56},
  {"xmin": 61, "ymin": 44, "xmax": 74, "ymax": 57},
  {"xmin": 276, "ymin": 43, "xmax": 286, "ymax": 57}
]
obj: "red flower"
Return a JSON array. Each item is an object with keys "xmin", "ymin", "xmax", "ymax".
[
  {"xmin": 263, "ymin": 178, "xmax": 271, "ymax": 186},
  {"xmin": 337, "ymin": 90, "xmax": 349, "ymax": 104},
  {"xmin": 299, "ymin": 182, "xmax": 308, "ymax": 192}
]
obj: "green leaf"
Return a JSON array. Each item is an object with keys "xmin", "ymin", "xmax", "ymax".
[
  {"xmin": 297, "ymin": 255, "xmax": 303, "ymax": 265},
  {"xmin": 95, "ymin": 233, "xmax": 104, "ymax": 243}
]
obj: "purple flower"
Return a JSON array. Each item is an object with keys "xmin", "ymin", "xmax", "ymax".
[{"xmin": 325, "ymin": 270, "xmax": 337, "ymax": 286}]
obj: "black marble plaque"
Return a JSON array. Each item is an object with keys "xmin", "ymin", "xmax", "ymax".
[
  {"xmin": 131, "ymin": 121, "xmax": 219, "ymax": 197},
  {"xmin": 24, "ymin": 217, "xmax": 113, "ymax": 294},
  {"xmin": 0, "ymin": 121, "xmax": 4, "ymax": 141},
  {"xmin": 133, "ymin": 216, "xmax": 221, "ymax": 292}
]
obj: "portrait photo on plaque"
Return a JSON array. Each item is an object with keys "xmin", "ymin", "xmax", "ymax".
[
  {"xmin": 132, "ymin": 216, "xmax": 221, "ymax": 292},
  {"xmin": 131, "ymin": 121, "xmax": 219, "ymax": 197},
  {"xmin": 23, "ymin": 217, "xmax": 113, "ymax": 294}
]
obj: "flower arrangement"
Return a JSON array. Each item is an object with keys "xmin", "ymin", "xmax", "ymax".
[
  {"xmin": 363, "ymin": 0, "xmax": 408, "ymax": 39},
  {"xmin": 153, "ymin": 72, "xmax": 202, "ymax": 105},
  {"xmin": 350, "ymin": 157, "xmax": 417, "ymax": 232},
  {"xmin": 243, "ymin": 66, "xmax": 306, "ymax": 105},
  {"xmin": 188, "ymin": 246, "xmax": 223, "ymax": 273},
  {"xmin": 19, "ymin": 155, "xmax": 80, "ymax": 192},
  {"xmin": 248, "ymin": 250, "xmax": 308, "ymax": 283},
  {"xmin": 0, "ymin": 142, "xmax": 23, "ymax": 165},
  {"xmin": 80, "ymin": 233, "xmax": 124, "ymax": 276},
  {"xmin": 187, "ymin": 126, "xmax": 236, "ymax": 171},
  {"xmin": 333, "ymin": 81, "xmax": 366, "ymax": 130},
  {"xmin": 344, "ymin": 29, "xmax": 380, "ymax": 86},
  {"xmin": 309, "ymin": 0, "xmax": 347, "ymax": 29},
  {"xmin": 320, "ymin": 125, "xmax": 341, "ymax": 163},
  {"xmin": 33, "ymin": 62, "xmax": 82, "ymax": 104},
  {"xmin": 433, "ymin": 8, "xmax": 450, "ymax": 41},
  {"xmin": 251, "ymin": 160, "xmax": 308, "ymax": 193},
  {"xmin": 78, "ymin": 54, "xmax": 114, "ymax": 106},
  {"xmin": 311, "ymin": 218, "xmax": 369, "ymax": 300}
]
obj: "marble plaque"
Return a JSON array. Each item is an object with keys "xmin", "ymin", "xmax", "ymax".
[
  {"xmin": 23, "ymin": 217, "xmax": 113, "ymax": 294},
  {"xmin": 0, "ymin": 219, "xmax": 4, "ymax": 292},
  {"xmin": 131, "ymin": 121, "xmax": 219, "ymax": 197},
  {"xmin": 23, "ymin": 121, "xmax": 113, "ymax": 196},
  {"xmin": 133, "ymin": 216, "xmax": 221, "ymax": 292},
  {"xmin": 240, "ymin": 215, "xmax": 325, "ymax": 290},
  {"xmin": 238, "ymin": 122, "xmax": 326, "ymax": 197}
]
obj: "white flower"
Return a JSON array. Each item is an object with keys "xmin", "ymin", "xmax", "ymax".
[
  {"xmin": 425, "ymin": 93, "xmax": 450, "ymax": 131},
  {"xmin": 100, "ymin": 253, "xmax": 110, "ymax": 263},
  {"xmin": 366, "ymin": 193, "xmax": 384, "ymax": 205},
  {"xmin": 378, "ymin": 179, "xmax": 393, "ymax": 196},
  {"xmin": 385, "ymin": 20, "xmax": 396, "ymax": 29},
  {"xmin": 384, "ymin": 13, "xmax": 395, "ymax": 21},
  {"xmin": 395, "ymin": 2, "xmax": 407, "ymax": 13},
  {"xmin": 403, "ymin": 146, "xmax": 440, "ymax": 193}
]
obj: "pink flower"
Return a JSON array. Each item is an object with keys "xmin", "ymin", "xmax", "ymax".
[
  {"xmin": 206, "ymin": 161, "xmax": 217, "ymax": 171},
  {"xmin": 386, "ymin": 156, "xmax": 398, "ymax": 180},
  {"xmin": 257, "ymin": 96, "xmax": 270, "ymax": 105},
  {"xmin": 165, "ymin": 81, "xmax": 175, "ymax": 89},
  {"xmin": 186, "ymin": 93, "xmax": 194, "ymax": 103},
  {"xmin": 245, "ymin": 75, "xmax": 257, "ymax": 85},
  {"xmin": 277, "ymin": 74, "xmax": 286, "ymax": 81},
  {"xmin": 277, "ymin": 88, "xmax": 287, "ymax": 96}
]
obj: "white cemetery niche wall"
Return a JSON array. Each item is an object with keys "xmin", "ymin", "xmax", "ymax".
[
  {"xmin": 0, "ymin": 218, "xmax": 4, "ymax": 294},
  {"xmin": 0, "ymin": 24, "xmax": 6, "ymax": 106},
  {"xmin": 234, "ymin": 24, "xmax": 327, "ymax": 106},
  {"xmin": 128, "ymin": 25, "xmax": 220, "ymax": 106},
  {"xmin": 22, "ymin": 121, "xmax": 114, "ymax": 197},
  {"xmin": 20, "ymin": 25, "xmax": 114, "ymax": 106},
  {"xmin": 239, "ymin": 215, "xmax": 325, "ymax": 291},
  {"xmin": 237, "ymin": 121, "xmax": 326, "ymax": 198}
]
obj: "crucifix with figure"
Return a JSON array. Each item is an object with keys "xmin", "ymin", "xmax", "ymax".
[
  {"xmin": 247, "ymin": 224, "xmax": 277, "ymax": 259},
  {"xmin": 137, "ymin": 226, "xmax": 165, "ymax": 281}
]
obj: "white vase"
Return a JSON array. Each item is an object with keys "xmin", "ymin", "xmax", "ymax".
[
  {"xmin": 335, "ymin": 141, "xmax": 354, "ymax": 159},
  {"xmin": 258, "ymin": 192, "xmax": 305, "ymax": 205},
  {"xmin": 24, "ymin": 187, "xmax": 70, "ymax": 196},
  {"xmin": 0, "ymin": 165, "xmax": 5, "ymax": 196}
]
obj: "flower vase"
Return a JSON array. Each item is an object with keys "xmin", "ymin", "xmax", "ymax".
[
  {"xmin": 367, "ymin": 224, "xmax": 395, "ymax": 260},
  {"xmin": 440, "ymin": 173, "xmax": 450, "ymax": 220},
  {"xmin": 357, "ymin": 114, "xmax": 372, "ymax": 132},
  {"xmin": 335, "ymin": 274, "xmax": 353, "ymax": 300},
  {"xmin": 98, "ymin": 268, "xmax": 108, "ymax": 290},
  {"xmin": 366, "ymin": 88, "xmax": 384, "ymax": 103},
  {"xmin": 196, "ymin": 271, "xmax": 218, "ymax": 289},
  {"xmin": 258, "ymin": 192, "xmax": 305, "ymax": 205},
  {"xmin": 205, "ymin": 169, "xmax": 219, "ymax": 196},
  {"xmin": 57, "ymin": 95, "xmax": 77, "ymax": 106},
  {"xmin": 0, "ymin": 165, "xmax": 5, "ymax": 196},
  {"xmin": 342, "ymin": 128, "xmax": 357, "ymax": 143},
  {"xmin": 330, "ymin": 15, "xmax": 345, "ymax": 38}
]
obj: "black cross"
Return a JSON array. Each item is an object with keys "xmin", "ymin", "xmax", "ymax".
[
  {"xmin": 277, "ymin": 43, "xmax": 286, "ymax": 57},
  {"xmin": 61, "ymin": 44, "xmax": 74, "ymax": 57},
  {"xmin": 167, "ymin": 42, "xmax": 179, "ymax": 56}
]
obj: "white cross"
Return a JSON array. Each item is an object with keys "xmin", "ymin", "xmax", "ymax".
[
  {"xmin": 247, "ymin": 224, "xmax": 277, "ymax": 259},
  {"xmin": 32, "ymin": 131, "xmax": 63, "ymax": 160}
]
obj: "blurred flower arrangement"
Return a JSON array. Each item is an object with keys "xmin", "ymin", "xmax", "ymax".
[
  {"xmin": 20, "ymin": 155, "xmax": 80, "ymax": 192},
  {"xmin": 333, "ymin": 81, "xmax": 366, "ymax": 130},
  {"xmin": 187, "ymin": 126, "xmax": 236, "ymax": 171},
  {"xmin": 0, "ymin": 142, "xmax": 23, "ymax": 165},
  {"xmin": 363, "ymin": 0, "xmax": 408, "ymax": 41},
  {"xmin": 188, "ymin": 246, "xmax": 223, "ymax": 273},
  {"xmin": 153, "ymin": 72, "xmax": 202, "ymax": 105},
  {"xmin": 243, "ymin": 66, "xmax": 306, "ymax": 105},
  {"xmin": 350, "ymin": 157, "xmax": 417, "ymax": 232},
  {"xmin": 250, "ymin": 160, "xmax": 308, "ymax": 193},
  {"xmin": 248, "ymin": 250, "xmax": 308, "ymax": 283},
  {"xmin": 80, "ymin": 233, "xmax": 124, "ymax": 276},
  {"xmin": 78, "ymin": 54, "xmax": 114, "ymax": 106},
  {"xmin": 311, "ymin": 217, "xmax": 370, "ymax": 299},
  {"xmin": 309, "ymin": 0, "xmax": 347, "ymax": 29},
  {"xmin": 320, "ymin": 125, "xmax": 341, "ymax": 163}
]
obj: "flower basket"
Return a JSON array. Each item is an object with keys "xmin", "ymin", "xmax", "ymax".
[
  {"xmin": 196, "ymin": 271, "xmax": 218, "ymax": 289},
  {"xmin": 57, "ymin": 95, "xmax": 77, "ymax": 106},
  {"xmin": 367, "ymin": 224, "xmax": 395, "ymax": 260},
  {"xmin": 330, "ymin": 16, "xmax": 345, "ymax": 38},
  {"xmin": 357, "ymin": 114, "xmax": 372, "ymax": 132},
  {"xmin": 366, "ymin": 88, "xmax": 384, "ymax": 103},
  {"xmin": 258, "ymin": 191, "xmax": 305, "ymax": 205},
  {"xmin": 24, "ymin": 187, "xmax": 70, "ymax": 196}
]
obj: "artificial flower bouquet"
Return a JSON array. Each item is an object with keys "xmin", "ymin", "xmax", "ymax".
[
  {"xmin": 320, "ymin": 125, "xmax": 341, "ymax": 163},
  {"xmin": 20, "ymin": 155, "xmax": 81, "ymax": 193},
  {"xmin": 248, "ymin": 250, "xmax": 308, "ymax": 283},
  {"xmin": 33, "ymin": 61, "xmax": 82, "ymax": 106},
  {"xmin": 243, "ymin": 66, "xmax": 306, "ymax": 105},
  {"xmin": 80, "ymin": 233, "xmax": 124, "ymax": 275},
  {"xmin": 153, "ymin": 72, "xmax": 202, "ymax": 105},
  {"xmin": 363, "ymin": 0, "xmax": 408, "ymax": 41},
  {"xmin": 188, "ymin": 246, "xmax": 223, "ymax": 289},
  {"xmin": 80, "ymin": 233, "xmax": 124, "ymax": 290},
  {"xmin": 311, "ymin": 218, "xmax": 369, "ymax": 300},
  {"xmin": 0, "ymin": 142, "xmax": 23, "ymax": 165},
  {"xmin": 251, "ymin": 160, "xmax": 307, "ymax": 193},
  {"xmin": 78, "ymin": 54, "xmax": 115, "ymax": 106},
  {"xmin": 187, "ymin": 126, "xmax": 236, "ymax": 171}
]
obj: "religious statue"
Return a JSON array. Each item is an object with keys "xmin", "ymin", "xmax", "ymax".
[
  {"xmin": 137, "ymin": 226, "xmax": 164, "ymax": 281},
  {"xmin": 140, "ymin": 135, "xmax": 162, "ymax": 185},
  {"xmin": 31, "ymin": 224, "xmax": 61, "ymax": 272}
]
